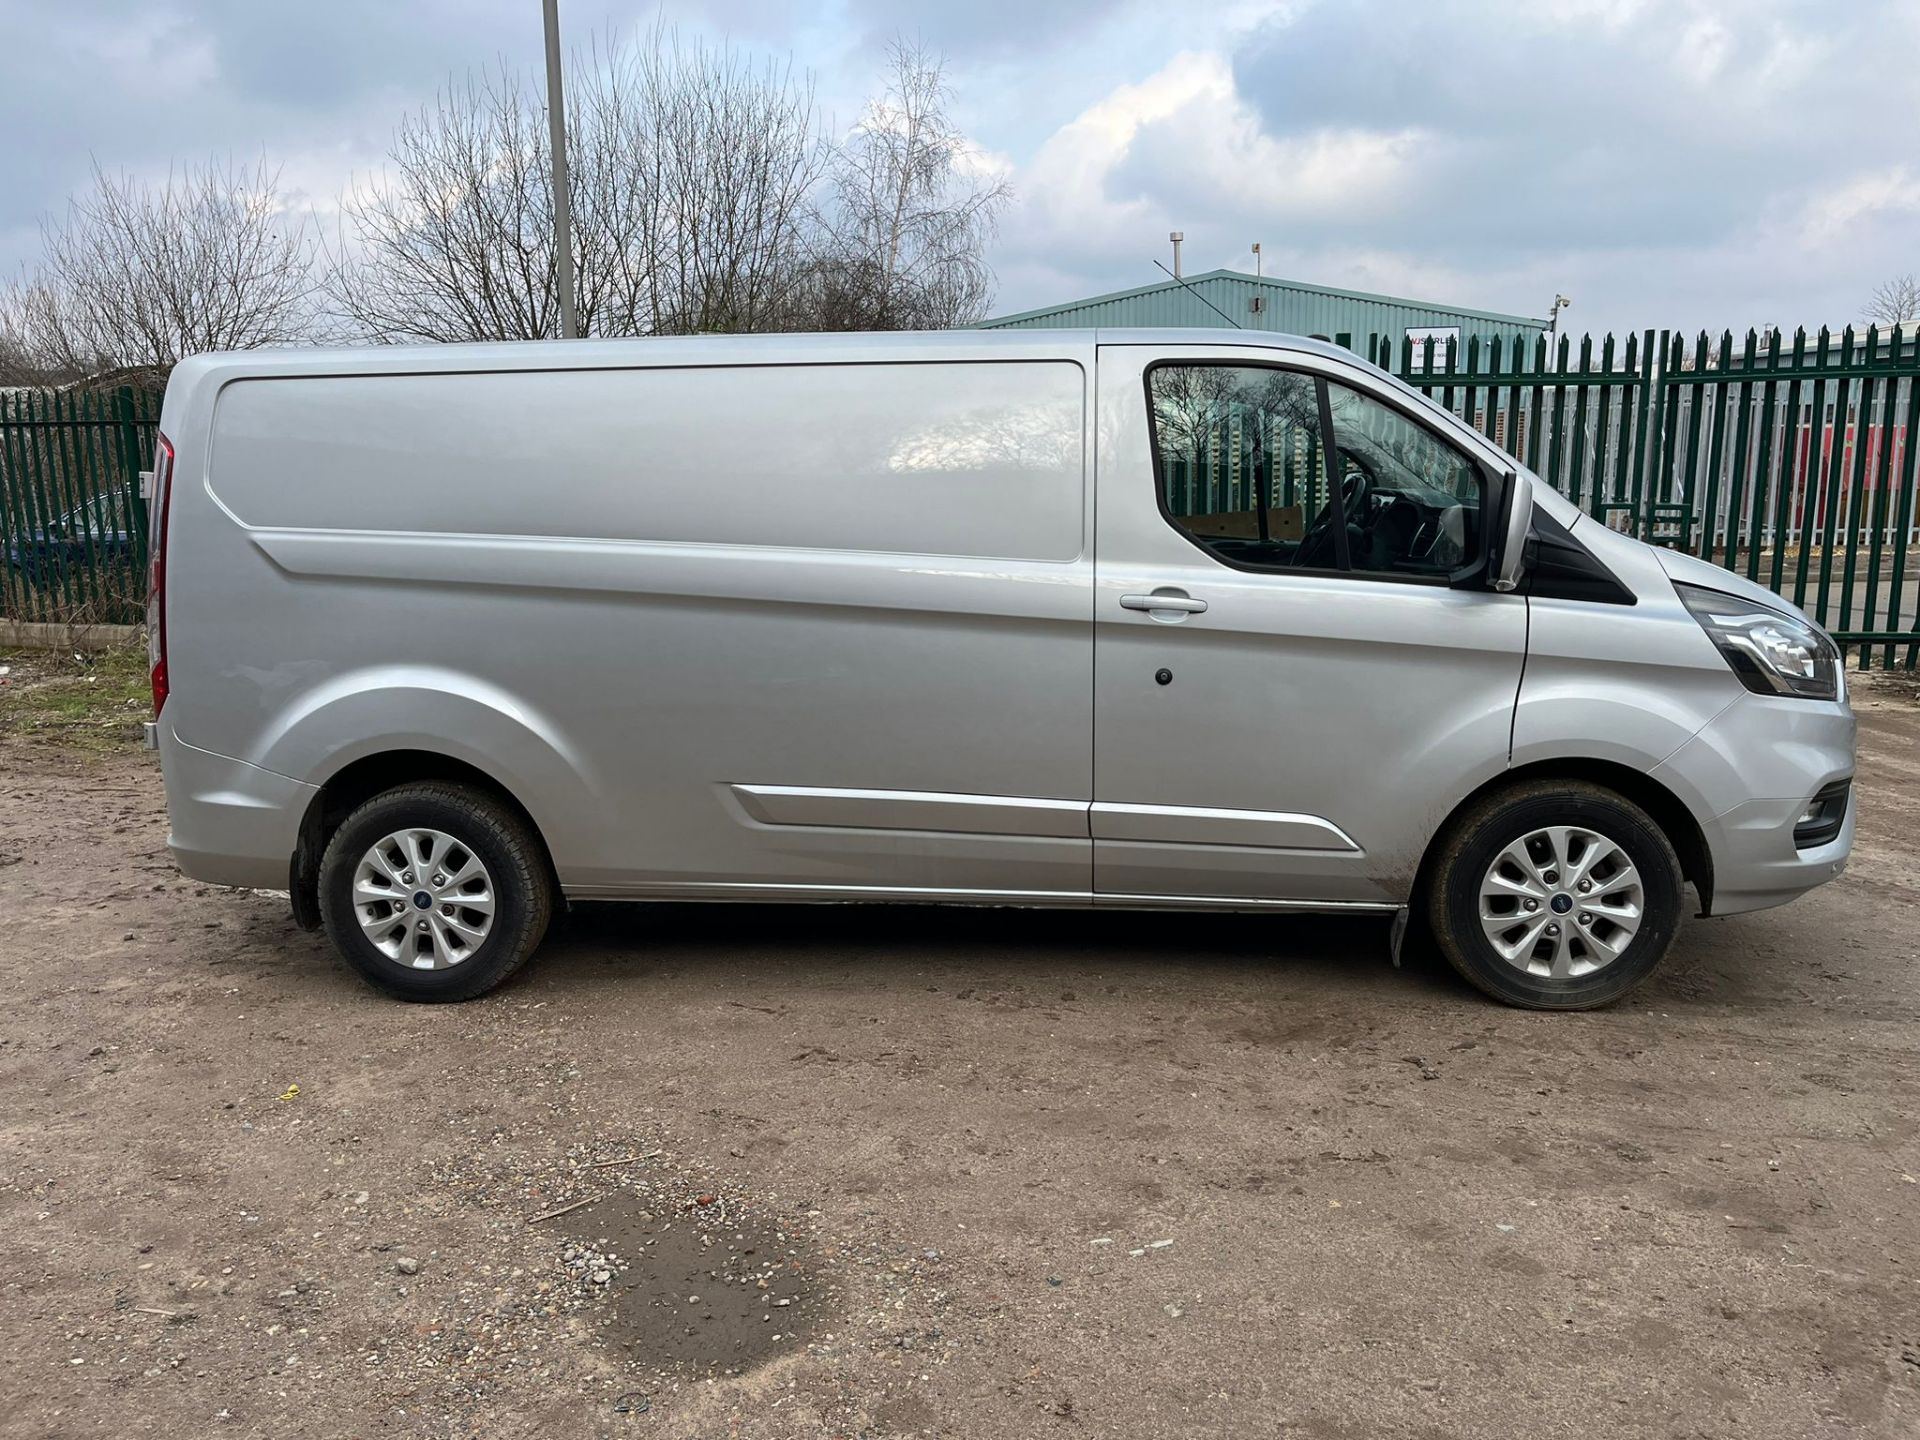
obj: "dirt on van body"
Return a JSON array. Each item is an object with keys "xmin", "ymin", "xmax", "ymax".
[{"xmin": 2, "ymin": 665, "xmax": 1919, "ymax": 1439}]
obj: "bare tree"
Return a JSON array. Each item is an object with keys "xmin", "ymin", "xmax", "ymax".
[
  {"xmin": 328, "ymin": 66, "xmax": 579, "ymax": 343},
  {"xmin": 330, "ymin": 32, "xmax": 1005, "ymax": 341},
  {"xmin": 330, "ymin": 28, "xmax": 827, "ymax": 342},
  {"xmin": 6, "ymin": 159, "xmax": 316, "ymax": 380},
  {"xmin": 326, "ymin": 61, "xmax": 676, "ymax": 343},
  {"xmin": 0, "ymin": 298, "xmax": 37, "ymax": 385},
  {"xmin": 617, "ymin": 33, "xmax": 828, "ymax": 334},
  {"xmin": 804, "ymin": 41, "xmax": 1010, "ymax": 331},
  {"xmin": 1864, "ymin": 273, "xmax": 1920, "ymax": 329}
]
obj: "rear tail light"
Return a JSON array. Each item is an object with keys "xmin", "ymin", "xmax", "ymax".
[{"xmin": 148, "ymin": 434, "xmax": 174, "ymax": 717}]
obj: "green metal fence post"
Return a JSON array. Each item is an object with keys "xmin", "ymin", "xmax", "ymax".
[
  {"xmin": 1567, "ymin": 335, "xmax": 1593, "ymax": 513},
  {"xmin": 26, "ymin": 389, "xmax": 79, "ymax": 619},
  {"xmin": 1885, "ymin": 365, "xmax": 1920, "ymax": 669},
  {"xmin": 1758, "ymin": 330, "xmax": 1789, "ymax": 587},
  {"xmin": 1649, "ymin": 332, "xmax": 1684, "ymax": 541},
  {"xmin": 1675, "ymin": 332, "xmax": 1710, "ymax": 550},
  {"xmin": 1797, "ymin": 328, "xmax": 1834, "ymax": 612},
  {"xmin": 117, "ymin": 385, "xmax": 150, "ymax": 549},
  {"xmin": 0, "ymin": 395, "xmax": 33, "ymax": 619},
  {"xmin": 1721, "ymin": 331, "xmax": 1759, "ymax": 575},
  {"xmin": 1815, "ymin": 330, "xmax": 1856, "ymax": 625},
  {"xmin": 1838, "ymin": 328, "xmax": 1882, "ymax": 645},
  {"xmin": 1590, "ymin": 334, "xmax": 1618, "ymax": 518},
  {"xmin": 1464, "ymin": 335, "xmax": 1482, "ymax": 437},
  {"xmin": 1627, "ymin": 329, "xmax": 1659, "ymax": 538},
  {"xmin": 1880, "ymin": 364, "xmax": 1919, "ymax": 667},
  {"xmin": 1860, "ymin": 349, "xmax": 1901, "ymax": 667},
  {"xmin": 1697, "ymin": 330, "xmax": 1733, "ymax": 563},
  {"xmin": 1527, "ymin": 334, "xmax": 1548, "ymax": 476},
  {"xmin": 67, "ymin": 389, "xmax": 109, "ymax": 619},
  {"xmin": 1544, "ymin": 335, "xmax": 1570, "ymax": 496},
  {"xmin": 1504, "ymin": 335, "xmax": 1524, "ymax": 462}
]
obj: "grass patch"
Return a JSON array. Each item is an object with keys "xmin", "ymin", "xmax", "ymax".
[{"xmin": 0, "ymin": 644, "xmax": 151, "ymax": 753}]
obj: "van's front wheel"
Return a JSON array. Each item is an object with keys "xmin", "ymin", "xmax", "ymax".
[
  {"xmin": 318, "ymin": 783, "xmax": 553, "ymax": 1001},
  {"xmin": 1428, "ymin": 780, "xmax": 1683, "ymax": 1010}
]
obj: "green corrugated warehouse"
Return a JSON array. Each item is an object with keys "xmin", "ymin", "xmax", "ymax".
[{"xmin": 977, "ymin": 269, "xmax": 1546, "ymax": 355}]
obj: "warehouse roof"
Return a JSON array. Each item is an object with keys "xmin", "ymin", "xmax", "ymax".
[{"xmin": 979, "ymin": 268, "xmax": 1547, "ymax": 333}]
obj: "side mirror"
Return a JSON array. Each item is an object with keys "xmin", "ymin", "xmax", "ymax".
[
  {"xmin": 1446, "ymin": 467, "xmax": 1531, "ymax": 591},
  {"xmin": 1488, "ymin": 468, "xmax": 1533, "ymax": 593}
]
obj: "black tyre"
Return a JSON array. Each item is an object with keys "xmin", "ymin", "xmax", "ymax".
[
  {"xmin": 318, "ymin": 782, "xmax": 553, "ymax": 1002},
  {"xmin": 1427, "ymin": 779, "xmax": 1683, "ymax": 1010}
]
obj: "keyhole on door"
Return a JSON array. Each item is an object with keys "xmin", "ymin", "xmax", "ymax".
[{"xmin": 1155, "ymin": 668, "xmax": 1173, "ymax": 686}]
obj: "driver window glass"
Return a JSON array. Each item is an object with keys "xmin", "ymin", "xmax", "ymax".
[
  {"xmin": 1145, "ymin": 362, "xmax": 1482, "ymax": 578},
  {"xmin": 1324, "ymin": 382, "xmax": 1482, "ymax": 576},
  {"xmin": 1146, "ymin": 365, "xmax": 1328, "ymax": 571}
]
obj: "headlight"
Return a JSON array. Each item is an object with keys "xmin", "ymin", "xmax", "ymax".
[{"xmin": 1675, "ymin": 582, "xmax": 1839, "ymax": 701}]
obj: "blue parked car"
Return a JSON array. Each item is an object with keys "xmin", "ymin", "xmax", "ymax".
[{"xmin": 4, "ymin": 491, "xmax": 140, "ymax": 590}]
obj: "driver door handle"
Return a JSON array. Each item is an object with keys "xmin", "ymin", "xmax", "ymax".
[{"xmin": 1121, "ymin": 589, "xmax": 1209, "ymax": 615}]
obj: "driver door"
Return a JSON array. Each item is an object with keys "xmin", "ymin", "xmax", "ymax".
[{"xmin": 1091, "ymin": 343, "xmax": 1528, "ymax": 905}]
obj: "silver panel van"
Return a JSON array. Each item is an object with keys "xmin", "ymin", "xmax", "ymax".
[{"xmin": 146, "ymin": 330, "xmax": 1855, "ymax": 1008}]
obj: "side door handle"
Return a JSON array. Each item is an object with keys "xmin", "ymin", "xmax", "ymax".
[{"xmin": 1120, "ymin": 588, "xmax": 1209, "ymax": 618}]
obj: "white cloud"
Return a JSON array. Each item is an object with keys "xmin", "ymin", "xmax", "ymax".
[
  {"xmin": 1009, "ymin": 51, "xmax": 1218, "ymax": 245},
  {"xmin": 1793, "ymin": 166, "xmax": 1920, "ymax": 249},
  {"xmin": 1002, "ymin": 51, "xmax": 1428, "ymax": 271},
  {"xmin": 1531, "ymin": 0, "xmax": 1654, "ymax": 28},
  {"xmin": 1673, "ymin": 14, "xmax": 1733, "ymax": 84}
]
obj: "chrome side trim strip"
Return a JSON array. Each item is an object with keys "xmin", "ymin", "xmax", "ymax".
[
  {"xmin": 1090, "ymin": 801, "xmax": 1358, "ymax": 852},
  {"xmin": 729, "ymin": 783, "xmax": 1088, "ymax": 838},
  {"xmin": 1094, "ymin": 893, "xmax": 1396, "ymax": 912}
]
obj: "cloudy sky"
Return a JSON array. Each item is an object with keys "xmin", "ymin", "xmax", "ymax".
[{"xmin": 3, "ymin": 0, "xmax": 1915, "ymax": 338}]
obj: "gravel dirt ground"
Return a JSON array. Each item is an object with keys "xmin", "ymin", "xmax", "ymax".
[{"xmin": 2, "ymin": 667, "xmax": 1918, "ymax": 1439}]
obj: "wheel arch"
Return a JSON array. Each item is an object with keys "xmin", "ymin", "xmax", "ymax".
[
  {"xmin": 1413, "ymin": 758, "xmax": 1715, "ymax": 923},
  {"xmin": 289, "ymin": 749, "xmax": 560, "ymax": 931}
]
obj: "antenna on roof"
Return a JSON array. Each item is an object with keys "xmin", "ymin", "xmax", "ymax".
[{"xmin": 1153, "ymin": 259, "xmax": 1242, "ymax": 330}]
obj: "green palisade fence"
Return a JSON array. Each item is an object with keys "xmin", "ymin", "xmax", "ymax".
[{"xmin": 1, "ymin": 386, "xmax": 160, "ymax": 627}]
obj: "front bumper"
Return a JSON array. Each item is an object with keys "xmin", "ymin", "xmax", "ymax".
[
  {"xmin": 1704, "ymin": 790, "xmax": 1854, "ymax": 915},
  {"xmin": 1650, "ymin": 692, "xmax": 1857, "ymax": 916}
]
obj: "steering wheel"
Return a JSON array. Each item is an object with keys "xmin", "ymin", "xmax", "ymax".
[{"xmin": 1292, "ymin": 468, "xmax": 1372, "ymax": 569}]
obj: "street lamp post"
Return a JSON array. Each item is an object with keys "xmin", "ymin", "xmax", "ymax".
[{"xmin": 542, "ymin": 0, "xmax": 578, "ymax": 339}]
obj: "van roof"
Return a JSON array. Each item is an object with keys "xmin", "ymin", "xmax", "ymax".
[{"xmin": 168, "ymin": 328, "xmax": 1363, "ymax": 381}]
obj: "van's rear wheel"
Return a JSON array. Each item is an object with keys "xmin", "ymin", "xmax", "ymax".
[
  {"xmin": 319, "ymin": 783, "xmax": 552, "ymax": 1002},
  {"xmin": 1428, "ymin": 780, "xmax": 1683, "ymax": 1010}
]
